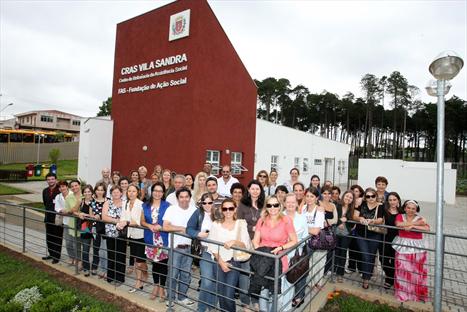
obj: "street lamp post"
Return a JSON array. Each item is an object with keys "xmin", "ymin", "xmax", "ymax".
[
  {"xmin": 426, "ymin": 51, "xmax": 463, "ymax": 312},
  {"xmin": 0, "ymin": 102, "xmax": 13, "ymax": 119}
]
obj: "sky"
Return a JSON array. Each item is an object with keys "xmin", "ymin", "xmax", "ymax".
[{"xmin": 0, "ymin": 0, "xmax": 466, "ymax": 118}]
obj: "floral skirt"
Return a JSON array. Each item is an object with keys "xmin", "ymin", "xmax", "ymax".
[
  {"xmin": 145, "ymin": 232, "xmax": 168, "ymax": 262},
  {"xmin": 394, "ymin": 251, "xmax": 428, "ymax": 302}
]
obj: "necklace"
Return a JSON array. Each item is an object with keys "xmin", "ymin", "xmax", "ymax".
[{"xmin": 250, "ymin": 206, "xmax": 258, "ymax": 222}]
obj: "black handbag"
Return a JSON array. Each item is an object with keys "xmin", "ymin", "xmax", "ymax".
[
  {"xmin": 191, "ymin": 211, "xmax": 204, "ymax": 258},
  {"xmin": 286, "ymin": 246, "xmax": 309, "ymax": 284},
  {"xmin": 307, "ymin": 209, "xmax": 336, "ymax": 251}
]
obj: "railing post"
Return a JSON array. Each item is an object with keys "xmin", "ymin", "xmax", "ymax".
[
  {"xmin": 22, "ymin": 206, "xmax": 26, "ymax": 253},
  {"xmin": 380, "ymin": 233, "xmax": 386, "ymax": 294},
  {"xmin": 167, "ymin": 232, "xmax": 174, "ymax": 312},
  {"xmin": 74, "ymin": 217, "xmax": 79, "ymax": 275},
  {"xmin": 331, "ymin": 247, "xmax": 335, "ymax": 283},
  {"xmin": 272, "ymin": 255, "xmax": 279, "ymax": 311}
]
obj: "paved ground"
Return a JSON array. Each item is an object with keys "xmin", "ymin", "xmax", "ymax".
[{"xmin": 1, "ymin": 181, "xmax": 466, "ymax": 311}]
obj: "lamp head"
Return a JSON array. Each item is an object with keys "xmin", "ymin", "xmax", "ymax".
[
  {"xmin": 429, "ymin": 51, "xmax": 464, "ymax": 80},
  {"xmin": 425, "ymin": 80, "xmax": 451, "ymax": 97}
]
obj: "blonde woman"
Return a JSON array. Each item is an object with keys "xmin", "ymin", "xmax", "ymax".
[{"xmin": 193, "ymin": 171, "xmax": 208, "ymax": 203}]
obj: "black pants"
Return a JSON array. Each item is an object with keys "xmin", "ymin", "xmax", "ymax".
[
  {"xmin": 45, "ymin": 223, "xmax": 63, "ymax": 261},
  {"xmin": 152, "ymin": 258, "xmax": 169, "ymax": 286},
  {"xmin": 347, "ymin": 234, "xmax": 362, "ymax": 272},
  {"xmin": 107, "ymin": 237, "xmax": 127, "ymax": 283},
  {"xmin": 92, "ymin": 234, "xmax": 102, "ymax": 270},
  {"xmin": 378, "ymin": 239, "xmax": 396, "ymax": 285},
  {"xmin": 335, "ymin": 235, "xmax": 352, "ymax": 276}
]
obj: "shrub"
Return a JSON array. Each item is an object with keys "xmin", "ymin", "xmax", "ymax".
[
  {"xmin": 49, "ymin": 149, "xmax": 61, "ymax": 164},
  {"xmin": 0, "ymin": 301, "xmax": 23, "ymax": 312},
  {"xmin": 30, "ymin": 291, "xmax": 77, "ymax": 312},
  {"xmin": 11, "ymin": 286, "xmax": 42, "ymax": 311}
]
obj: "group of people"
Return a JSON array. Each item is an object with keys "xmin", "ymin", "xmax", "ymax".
[{"xmin": 41, "ymin": 163, "xmax": 430, "ymax": 311}]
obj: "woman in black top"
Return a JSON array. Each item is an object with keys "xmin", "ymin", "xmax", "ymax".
[
  {"xmin": 353, "ymin": 187, "xmax": 384, "ymax": 289},
  {"xmin": 77, "ymin": 184, "xmax": 94, "ymax": 277},
  {"xmin": 379, "ymin": 192, "xmax": 403, "ymax": 288},
  {"xmin": 335, "ymin": 190, "xmax": 355, "ymax": 282},
  {"xmin": 91, "ymin": 182, "xmax": 107, "ymax": 277}
]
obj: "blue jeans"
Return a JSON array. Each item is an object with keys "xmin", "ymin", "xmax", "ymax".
[
  {"xmin": 169, "ymin": 247, "xmax": 193, "ymax": 301},
  {"xmin": 198, "ymin": 251, "xmax": 218, "ymax": 312},
  {"xmin": 356, "ymin": 232, "xmax": 382, "ymax": 280},
  {"xmin": 80, "ymin": 237, "xmax": 92, "ymax": 271},
  {"xmin": 217, "ymin": 260, "xmax": 240, "ymax": 312}
]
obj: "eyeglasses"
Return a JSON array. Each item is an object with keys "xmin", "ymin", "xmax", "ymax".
[
  {"xmin": 365, "ymin": 194, "xmax": 376, "ymax": 199},
  {"xmin": 222, "ymin": 207, "xmax": 235, "ymax": 212},
  {"xmin": 202, "ymin": 201, "xmax": 213, "ymax": 205},
  {"xmin": 258, "ymin": 175, "xmax": 267, "ymax": 178},
  {"xmin": 266, "ymin": 203, "xmax": 280, "ymax": 208}
]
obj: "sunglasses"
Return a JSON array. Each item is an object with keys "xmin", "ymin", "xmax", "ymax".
[
  {"xmin": 202, "ymin": 201, "xmax": 213, "ymax": 205},
  {"xmin": 365, "ymin": 194, "xmax": 376, "ymax": 199},
  {"xmin": 266, "ymin": 203, "xmax": 280, "ymax": 208},
  {"xmin": 222, "ymin": 207, "xmax": 235, "ymax": 212}
]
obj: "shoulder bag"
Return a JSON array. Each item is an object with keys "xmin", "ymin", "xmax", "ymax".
[
  {"xmin": 191, "ymin": 211, "xmax": 204, "ymax": 258},
  {"xmin": 367, "ymin": 204, "xmax": 387, "ymax": 235},
  {"xmin": 286, "ymin": 245, "xmax": 309, "ymax": 284},
  {"xmin": 308, "ymin": 208, "xmax": 336, "ymax": 251},
  {"xmin": 233, "ymin": 219, "xmax": 252, "ymax": 262}
]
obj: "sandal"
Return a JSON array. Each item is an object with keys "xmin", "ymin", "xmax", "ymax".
[{"xmin": 362, "ymin": 280, "xmax": 369, "ymax": 289}]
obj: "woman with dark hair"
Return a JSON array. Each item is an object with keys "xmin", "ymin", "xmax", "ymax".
[
  {"xmin": 334, "ymin": 190, "xmax": 355, "ymax": 282},
  {"xmin": 230, "ymin": 183, "xmax": 246, "ymax": 207},
  {"xmin": 119, "ymin": 176, "xmax": 130, "ymax": 201},
  {"xmin": 353, "ymin": 187, "xmax": 384, "ymax": 289},
  {"xmin": 320, "ymin": 185, "xmax": 338, "ymax": 275},
  {"xmin": 141, "ymin": 182, "xmax": 170, "ymax": 301},
  {"xmin": 130, "ymin": 170, "xmax": 140, "ymax": 186},
  {"xmin": 90, "ymin": 182, "xmax": 107, "ymax": 277},
  {"xmin": 267, "ymin": 170, "xmax": 278, "ymax": 196},
  {"xmin": 186, "ymin": 192, "xmax": 215, "ymax": 311},
  {"xmin": 293, "ymin": 182, "xmax": 305, "ymax": 209},
  {"xmin": 283, "ymin": 168, "xmax": 301, "ymax": 193},
  {"xmin": 309, "ymin": 175, "xmax": 321, "ymax": 194},
  {"xmin": 393, "ymin": 200, "xmax": 429, "ymax": 302},
  {"xmin": 348, "ymin": 184, "xmax": 365, "ymax": 273},
  {"xmin": 185, "ymin": 173, "xmax": 195, "ymax": 190},
  {"xmin": 102, "ymin": 185, "xmax": 126, "ymax": 285},
  {"xmin": 76, "ymin": 184, "xmax": 94, "ymax": 277},
  {"xmin": 64, "ymin": 180, "xmax": 82, "ymax": 268},
  {"xmin": 379, "ymin": 192, "xmax": 403, "ymax": 289},
  {"xmin": 236, "ymin": 180, "xmax": 265, "ymax": 309},
  {"xmin": 256, "ymin": 170, "xmax": 269, "ymax": 195},
  {"xmin": 107, "ymin": 171, "xmax": 121, "ymax": 199},
  {"xmin": 121, "ymin": 184, "xmax": 147, "ymax": 292},
  {"xmin": 274, "ymin": 185, "xmax": 288, "ymax": 206}
]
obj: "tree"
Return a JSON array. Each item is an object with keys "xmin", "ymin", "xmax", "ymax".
[
  {"xmin": 387, "ymin": 71, "xmax": 409, "ymax": 158},
  {"xmin": 97, "ymin": 97, "xmax": 112, "ymax": 116},
  {"xmin": 360, "ymin": 74, "xmax": 380, "ymax": 157}
]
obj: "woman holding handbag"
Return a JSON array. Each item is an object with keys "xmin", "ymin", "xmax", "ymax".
[
  {"xmin": 303, "ymin": 187, "xmax": 326, "ymax": 291},
  {"xmin": 186, "ymin": 193, "xmax": 216, "ymax": 312},
  {"xmin": 353, "ymin": 187, "xmax": 384, "ymax": 289},
  {"xmin": 283, "ymin": 193, "xmax": 309, "ymax": 309},
  {"xmin": 207, "ymin": 199, "xmax": 251, "ymax": 312},
  {"xmin": 319, "ymin": 186, "xmax": 338, "ymax": 275}
]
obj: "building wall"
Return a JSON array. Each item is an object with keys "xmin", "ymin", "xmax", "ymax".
[
  {"xmin": 77, "ymin": 117, "xmax": 113, "ymax": 186},
  {"xmin": 111, "ymin": 0, "xmax": 257, "ymax": 179},
  {"xmin": 16, "ymin": 112, "xmax": 81, "ymax": 133},
  {"xmin": 254, "ymin": 119, "xmax": 351, "ymax": 187},
  {"xmin": 358, "ymin": 159, "xmax": 457, "ymax": 204}
]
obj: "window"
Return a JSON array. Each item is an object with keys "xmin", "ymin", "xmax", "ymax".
[
  {"xmin": 303, "ymin": 158, "xmax": 309, "ymax": 173},
  {"xmin": 314, "ymin": 159, "xmax": 322, "ymax": 166},
  {"xmin": 206, "ymin": 150, "xmax": 220, "ymax": 175},
  {"xmin": 294, "ymin": 157, "xmax": 301, "ymax": 171},
  {"xmin": 231, "ymin": 152, "xmax": 242, "ymax": 175},
  {"xmin": 271, "ymin": 155, "xmax": 279, "ymax": 171},
  {"xmin": 72, "ymin": 120, "xmax": 81, "ymax": 126},
  {"xmin": 40, "ymin": 115, "xmax": 53, "ymax": 123}
]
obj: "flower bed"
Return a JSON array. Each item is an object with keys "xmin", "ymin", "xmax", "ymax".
[{"xmin": 321, "ymin": 291, "xmax": 413, "ymax": 312}]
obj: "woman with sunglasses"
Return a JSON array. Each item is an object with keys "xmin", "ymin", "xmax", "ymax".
[
  {"xmin": 256, "ymin": 170, "xmax": 270, "ymax": 196},
  {"xmin": 393, "ymin": 200, "xmax": 429, "ymax": 302},
  {"xmin": 207, "ymin": 199, "xmax": 251, "ymax": 312},
  {"xmin": 353, "ymin": 187, "xmax": 384, "ymax": 289},
  {"xmin": 187, "ymin": 193, "xmax": 216, "ymax": 311},
  {"xmin": 252, "ymin": 195, "xmax": 298, "ymax": 312}
]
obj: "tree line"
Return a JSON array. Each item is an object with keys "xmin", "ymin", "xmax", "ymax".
[{"xmin": 255, "ymin": 72, "xmax": 467, "ymax": 163}]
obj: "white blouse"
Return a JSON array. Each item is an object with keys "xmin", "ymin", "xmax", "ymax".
[
  {"xmin": 207, "ymin": 219, "xmax": 251, "ymax": 262},
  {"xmin": 121, "ymin": 198, "xmax": 144, "ymax": 239}
]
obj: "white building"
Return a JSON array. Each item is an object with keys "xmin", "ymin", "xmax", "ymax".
[{"xmin": 254, "ymin": 119, "xmax": 351, "ymax": 187}]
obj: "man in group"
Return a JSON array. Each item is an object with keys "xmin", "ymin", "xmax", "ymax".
[
  {"xmin": 216, "ymin": 165, "xmax": 239, "ymax": 197},
  {"xmin": 163, "ymin": 187, "xmax": 197, "ymax": 307},
  {"xmin": 166, "ymin": 174, "xmax": 195, "ymax": 207},
  {"xmin": 206, "ymin": 176, "xmax": 226, "ymax": 220},
  {"xmin": 42, "ymin": 173, "xmax": 62, "ymax": 264},
  {"xmin": 96, "ymin": 168, "xmax": 111, "ymax": 187}
]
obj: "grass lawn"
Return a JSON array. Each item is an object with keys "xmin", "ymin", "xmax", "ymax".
[
  {"xmin": 0, "ymin": 183, "xmax": 28, "ymax": 195},
  {"xmin": 22, "ymin": 202, "xmax": 45, "ymax": 211},
  {"xmin": 321, "ymin": 291, "xmax": 412, "ymax": 312},
  {"xmin": 0, "ymin": 159, "xmax": 77, "ymax": 181},
  {"xmin": 0, "ymin": 248, "xmax": 119, "ymax": 311}
]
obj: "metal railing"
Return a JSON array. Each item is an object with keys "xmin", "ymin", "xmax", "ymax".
[{"xmin": 1, "ymin": 201, "xmax": 466, "ymax": 311}]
